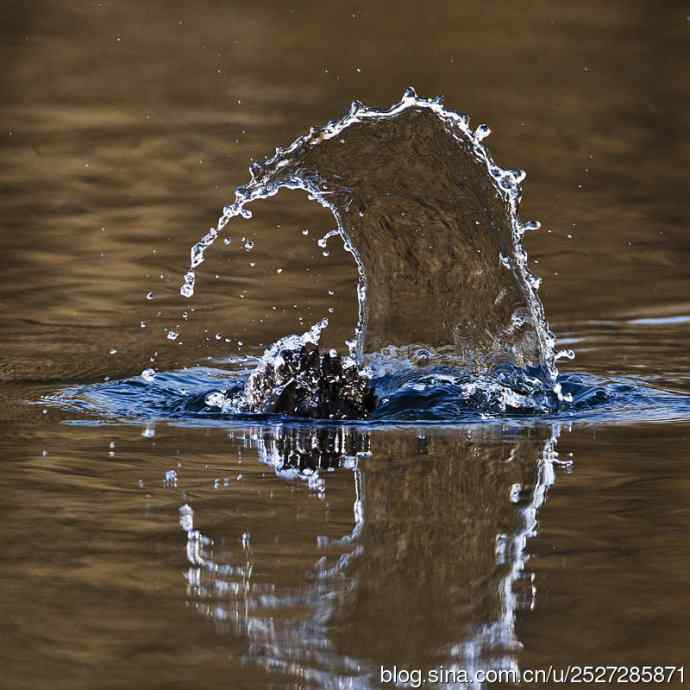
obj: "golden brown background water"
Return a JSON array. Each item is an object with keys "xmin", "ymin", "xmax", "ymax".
[{"xmin": 2, "ymin": 2, "xmax": 690, "ymax": 688}]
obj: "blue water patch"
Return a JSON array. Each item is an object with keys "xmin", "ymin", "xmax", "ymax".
[{"xmin": 44, "ymin": 365, "xmax": 690, "ymax": 427}]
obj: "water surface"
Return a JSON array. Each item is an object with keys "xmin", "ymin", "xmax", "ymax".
[{"xmin": 2, "ymin": 2, "xmax": 690, "ymax": 689}]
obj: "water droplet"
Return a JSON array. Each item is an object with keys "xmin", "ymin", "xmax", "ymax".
[{"xmin": 180, "ymin": 272, "xmax": 195, "ymax": 298}]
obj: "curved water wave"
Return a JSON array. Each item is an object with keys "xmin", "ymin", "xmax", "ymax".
[{"xmin": 181, "ymin": 89, "xmax": 558, "ymax": 382}]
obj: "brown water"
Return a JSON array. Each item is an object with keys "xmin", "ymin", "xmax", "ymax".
[{"xmin": 2, "ymin": 2, "xmax": 690, "ymax": 688}]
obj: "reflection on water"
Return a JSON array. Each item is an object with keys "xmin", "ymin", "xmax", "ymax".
[{"xmin": 178, "ymin": 425, "xmax": 567, "ymax": 688}]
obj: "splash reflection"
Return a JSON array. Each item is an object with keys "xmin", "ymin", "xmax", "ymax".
[{"xmin": 178, "ymin": 426, "xmax": 567, "ymax": 688}]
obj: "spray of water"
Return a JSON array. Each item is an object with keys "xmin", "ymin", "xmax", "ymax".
[{"xmin": 180, "ymin": 89, "xmax": 564, "ymax": 396}]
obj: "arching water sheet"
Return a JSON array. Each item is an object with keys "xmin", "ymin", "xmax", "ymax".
[{"xmin": 181, "ymin": 88, "xmax": 559, "ymax": 383}]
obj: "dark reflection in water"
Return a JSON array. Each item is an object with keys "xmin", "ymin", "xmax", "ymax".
[{"xmin": 179, "ymin": 425, "xmax": 565, "ymax": 687}]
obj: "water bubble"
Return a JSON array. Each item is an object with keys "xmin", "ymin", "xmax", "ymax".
[
  {"xmin": 146, "ymin": 291, "xmax": 155, "ymax": 300},
  {"xmin": 167, "ymin": 330, "xmax": 179, "ymax": 341},
  {"xmin": 109, "ymin": 348, "xmax": 118, "ymax": 355},
  {"xmin": 243, "ymin": 239, "xmax": 255, "ymax": 252}
]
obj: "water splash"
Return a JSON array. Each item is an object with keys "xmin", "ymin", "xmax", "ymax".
[
  {"xmin": 47, "ymin": 363, "xmax": 690, "ymax": 425},
  {"xmin": 45, "ymin": 91, "xmax": 690, "ymax": 424},
  {"xmin": 180, "ymin": 88, "xmax": 559, "ymax": 385}
]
